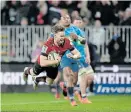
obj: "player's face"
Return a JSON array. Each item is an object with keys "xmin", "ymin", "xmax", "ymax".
[
  {"xmin": 73, "ymin": 20, "xmax": 84, "ymax": 28},
  {"xmin": 61, "ymin": 15, "xmax": 71, "ymax": 27},
  {"xmin": 55, "ymin": 31, "xmax": 65, "ymax": 46}
]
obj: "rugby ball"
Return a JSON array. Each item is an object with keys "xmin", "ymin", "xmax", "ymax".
[{"xmin": 48, "ymin": 52, "xmax": 60, "ymax": 67}]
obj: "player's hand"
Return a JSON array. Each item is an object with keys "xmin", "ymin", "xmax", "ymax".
[
  {"xmin": 66, "ymin": 53, "xmax": 73, "ymax": 58},
  {"xmin": 66, "ymin": 53, "xmax": 80, "ymax": 59},
  {"xmin": 79, "ymin": 38, "xmax": 86, "ymax": 44},
  {"xmin": 70, "ymin": 33, "xmax": 78, "ymax": 40},
  {"xmin": 86, "ymin": 57, "xmax": 91, "ymax": 64},
  {"xmin": 55, "ymin": 56, "xmax": 61, "ymax": 63}
]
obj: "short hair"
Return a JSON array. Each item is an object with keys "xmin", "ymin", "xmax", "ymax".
[{"xmin": 52, "ymin": 24, "xmax": 65, "ymax": 34}]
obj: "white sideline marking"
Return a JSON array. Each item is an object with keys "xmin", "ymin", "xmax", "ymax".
[
  {"xmin": 2, "ymin": 100, "xmax": 65, "ymax": 106},
  {"xmin": 2, "ymin": 98, "xmax": 119, "ymax": 106}
]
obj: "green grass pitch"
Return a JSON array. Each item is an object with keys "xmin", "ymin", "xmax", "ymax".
[{"xmin": 1, "ymin": 93, "xmax": 131, "ymax": 112}]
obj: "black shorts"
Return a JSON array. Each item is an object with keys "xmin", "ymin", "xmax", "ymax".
[{"xmin": 33, "ymin": 62, "xmax": 58, "ymax": 79}]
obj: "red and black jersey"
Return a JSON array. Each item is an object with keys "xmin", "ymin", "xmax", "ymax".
[
  {"xmin": 37, "ymin": 38, "xmax": 75, "ymax": 64},
  {"xmin": 41, "ymin": 38, "xmax": 74, "ymax": 56}
]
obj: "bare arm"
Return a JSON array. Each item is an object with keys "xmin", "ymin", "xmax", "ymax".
[
  {"xmin": 40, "ymin": 55, "xmax": 60, "ymax": 67},
  {"xmin": 70, "ymin": 48, "xmax": 81, "ymax": 59},
  {"xmin": 85, "ymin": 43, "xmax": 91, "ymax": 64}
]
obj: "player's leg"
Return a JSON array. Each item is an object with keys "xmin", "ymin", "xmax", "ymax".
[
  {"xmin": 63, "ymin": 67, "xmax": 77, "ymax": 106},
  {"xmin": 23, "ymin": 67, "xmax": 31, "ymax": 81},
  {"xmin": 60, "ymin": 70, "xmax": 69, "ymax": 100},
  {"xmin": 73, "ymin": 72, "xmax": 78, "ymax": 85},
  {"xmin": 32, "ymin": 75, "xmax": 46, "ymax": 90},
  {"xmin": 23, "ymin": 61, "xmax": 50, "ymax": 90},
  {"xmin": 33, "ymin": 66, "xmax": 59, "ymax": 90},
  {"xmin": 79, "ymin": 65, "xmax": 94, "ymax": 104},
  {"xmin": 23, "ymin": 67, "xmax": 37, "ymax": 81},
  {"xmin": 53, "ymin": 71, "xmax": 61, "ymax": 99},
  {"xmin": 60, "ymin": 56, "xmax": 78, "ymax": 106},
  {"xmin": 71, "ymin": 64, "xmax": 82, "ymax": 102},
  {"xmin": 60, "ymin": 64, "xmax": 78, "ymax": 100},
  {"xmin": 23, "ymin": 62, "xmax": 42, "ymax": 81},
  {"xmin": 45, "ymin": 67, "xmax": 59, "ymax": 85}
]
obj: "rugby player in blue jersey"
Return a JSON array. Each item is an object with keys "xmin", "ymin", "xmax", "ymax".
[
  {"xmin": 59, "ymin": 15, "xmax": 94, "ymax": 104},
  {"xmin": 54, "ymin": 14, "xmax": 93, "ymax": 103},
  {"xmin": 50, "ymin": 14, "xmax": 83, "ymax": 106},
  {"xmin": 72, "ymin": 17, "xmax": 94, "ymax": 103}
]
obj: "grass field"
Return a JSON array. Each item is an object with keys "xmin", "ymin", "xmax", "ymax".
[{"xmin": 1, "ymin": 93, "xmax": 131, "ymax": 112}]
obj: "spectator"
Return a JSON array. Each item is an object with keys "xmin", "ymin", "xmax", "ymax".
[
  {"xmin": 48, "ymin": 1, "xmax": 61, "ymax": 25},
  {"xmin": 88, "ymin": 0, "xmax": 117, "ymax": 25},
  {"xmin": 72, "ymin": 17, "xmax": 95, "ymax": 95},
  {"xmin": 88, "ymin": 1, "xmax": 102, "ymax": 22},
  {"xmin": 80, "ymin": 1, "xmax": 90, "ymax": 18},
  {"xmin": 120, "ymin": 8, "xmax": 131, "ymax": 25},
  {"xmin": 1, "ymin": 1, "xmax": 19, "ymax": 25},
  {"xmin": 108, "ymin": 34, "xmax": 126, "ymax": 64},
  {"xmin": 27, "ymin": 1, "xmax": 39, "ymax": 25},
  {"xmin": 89, "ymin": 20, "xmax": 105, "ymax": 56},
  {"xmin": 37, "ymin": 1, "xmax": 48, "ymax": 25},
  {"xmin": 118, "ymin": 10, "xmax": 125, "ymax": 25},
  {"xmin": 20, "ymin": 17, "xmax": 28, "ymax": 26},
  {"xmin": 59, "ymin": 1, "xmax": 81, "ymax": 14},
  {"xmin": 16, "ymin": 0, "xmax": 30, "ymax": 25},
  {"xmin": 83, "ymin": 17, "xmax": 91, "ymax": 26}
]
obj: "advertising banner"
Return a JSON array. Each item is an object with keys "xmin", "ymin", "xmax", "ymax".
[
  {"xmin": 94, "ymin": 65, "xmax": 131, "ymax": 94},
  {"xmin": 1, "ymin": 63, "xmax": 50, "ymax": 93},
  {"xmin": 1, "ymin": 63, "xmax": 131, "ymax": 94}
]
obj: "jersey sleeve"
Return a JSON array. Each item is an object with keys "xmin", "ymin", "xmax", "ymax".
[
  {"xmin": 66, "ymin": 38, "xmax": 75, "ymax": 51},
  {"xmin": 73, "ymin": 25, "xmax": 85, "ymax": 38},
  {"xmin": 41, "ymin": 45, "xmax": 50, "ymax": 57}
]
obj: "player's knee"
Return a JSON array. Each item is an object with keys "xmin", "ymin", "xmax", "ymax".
[
  {"xmin": 30, "ymin": 68, "xmax": 37, "ymax": 76},
  {"xmin": 73, "ymin": 76, "xmax": 78, "ymax": 85},
  {"xmin": 87, "ymin": 75, "xmax": 94, "ymax": 81},
  {"xmin": 46, "ymin": 77, "xmax": 54, "ymax": 85},
  {"xmin": 63, "ymin": 67, "xmax": 73, "ymax": 76}
]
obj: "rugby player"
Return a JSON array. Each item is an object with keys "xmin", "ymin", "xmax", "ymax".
[
  {"xmin": 52, "ymin": 14, "xmax": 86, "ymax": 102},
  {"xmin": 72, "ymin": 17, "xmax": 94, "ymax": 103},
  {"xmin": 52, "ymin": 14, "xmax": 83, "ymax": 103},
  {"xmin": 55, "ymin": 15, "xmax": 94, "ymax": 104},
  {"xmin": 23, "ymin": 24, "xmax": 81, "ymax": 106}
]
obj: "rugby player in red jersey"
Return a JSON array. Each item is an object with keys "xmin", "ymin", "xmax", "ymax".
[{"xmin": 23, "ymin": 24, "xmax": 80, "ymax": 106}]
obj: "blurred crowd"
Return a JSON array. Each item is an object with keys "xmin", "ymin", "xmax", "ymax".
[
  {"xmin": 1, "ymin": 0, "xmax": 131, "ymax": 26},
  {"xmin": 1, "ymin": 0, "xmax": 130, "ymax": 64}
]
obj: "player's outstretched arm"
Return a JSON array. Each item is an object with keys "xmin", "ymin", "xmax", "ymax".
[
  {"xmin": 40, "ymin": 55, "xmax": 60, "ymax": 67},
  {"xmin": 70, "ymin": 48, "xmax": 81, "ymax": 59}
]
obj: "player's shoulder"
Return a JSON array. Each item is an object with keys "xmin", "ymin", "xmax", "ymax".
[
  {"xmin": 64, "ymin": 38, "xmax": 70, "ymax": 43},
  {"xmin": 71, "ymin": 24, "xmax": 79, "ymax": 29},
  {"xmin": 42, "ymin": 38, "xmax": 53, "ymax": 53},
  {"xmin": 64, "ymin": 38, "xmax": 73, "ymax": 46},
  {"xmin": 44, "ymin": 38, "xmax": 54, "ymax": 47}
]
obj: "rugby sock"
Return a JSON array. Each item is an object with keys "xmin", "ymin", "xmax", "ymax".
[
  {"xmin": 25, "ymin": 67, "xmax": 31, "ymax": 75},
  {"xmin": 64, "ymin": 82, "xmax": 67, "ymax": 87},
  {"xmin": 89, "ymin": 81, "xmax": 94, "ymax": 92},
  {"xmin": 82, "ymin": 94, "xmax": 87, "ymax": 98},
  {"xmin": 67, "ymin": 87, "xmax": 74, "ymax": 101},
  {"xmin": 35, "ymin": 77, "xmax": 43, "ymax": 82},
  {"xmin": 61, "ymin": 81, "xmax": 67, "ymax": 97},
  {"xmin": 62, "ymin": 88, "xmax": 67, "ymax": 97},
  {"xmin": 55, "ymin": 82, "xmax": 60, "ymax": 94},
  {"xmin": 74, "ymin": 85, "xmax": 81, "ymax": 93}
]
